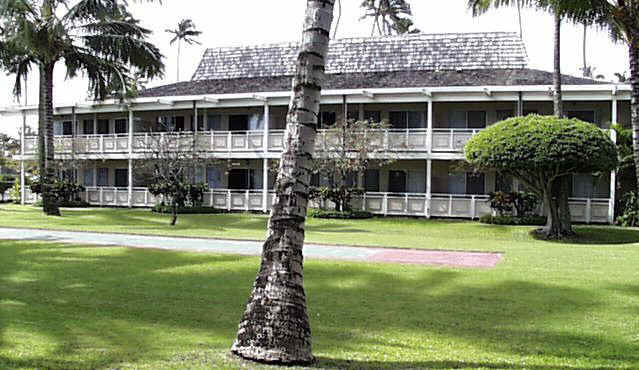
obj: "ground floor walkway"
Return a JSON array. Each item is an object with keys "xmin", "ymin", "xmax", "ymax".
[{"xmin": 0, "ymin": 227, "xmax": 502, "ymax": 268}]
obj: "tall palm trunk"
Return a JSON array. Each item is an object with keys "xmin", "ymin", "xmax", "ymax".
[
  {"xmin": 176, "ymin": 40, "xmax": 181, "ymax": 82},
  {"xmin": 629, "ymin": 38, "xmax": 639, "ymax": 195},
  {"xmin": 517, "ymin": 0, "xmax": 523, "ymax": 39},
  {"xmin": 231, "ymin": 0, "xmax": 334, "ymax": 365},
  {"xmin": 551, "ymin": 9, "xmax": 572, "ymax": 237},
  {"xmin": 39, "ymin": 62, "xmax": 60, "ymax": 216},
  {"xmin": 582, "ymin": 24, "xmax": 587, "ymax": 76}
]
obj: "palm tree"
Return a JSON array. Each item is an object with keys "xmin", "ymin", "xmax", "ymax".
[
  {"xmin": 0, "ymin": 0, "xmax": 164, "ymax": 216},
  {"xmin": 231, "ymin": 0, "xmax": 335, "ymax": 365},
  {"xmin": 165, "ymin": 19, "xmax": 202, "ymax": 82},
  {"xmin": 360, "ymin": 0, "xmax": 420, "ymax": 36},
  {"xmin": 469, "ymin": 0, "xmax": 574, "ymax": 237}
]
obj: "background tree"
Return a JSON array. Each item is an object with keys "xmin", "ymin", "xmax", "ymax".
[
  {"xmin": 360, "ymin": 0, "xmax": 420, "ymax": 36},
  {"xmin": 165, "ymin": 18, "xmax": 202, "ymax": 82},
  {"xmin": 466, "ymin": 115, "xmax": 617, "ymax": 239},
  {"xmin": 0, "ymin": 0, "xmax": 164, "ymax": 216},
  {"xmin": 311, "ymin": 118, "xmax": 395, "ymax": 212},
  {"xmin": 231, "ymin": 0, "xmax": 335, "ymax": 364}
]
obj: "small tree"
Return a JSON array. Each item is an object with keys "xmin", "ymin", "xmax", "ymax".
[
  {"xmin": 465, "ymin": 115, "xmax": 617, "ymax": 239},
  {"xmin": 311, "ymin": 118, "xmax": 395, "ymax": 212},
  {"xmin": 136, "ymin": 128, "xmax": 215, "ymax": 226}
]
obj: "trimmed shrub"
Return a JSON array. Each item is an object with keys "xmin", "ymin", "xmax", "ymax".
[{"xmin": 308, "ymin": 208, "xmax": 374, "ymax": 219}]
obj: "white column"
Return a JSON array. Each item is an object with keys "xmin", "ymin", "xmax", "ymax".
[
  {"xmin": 20, "ymin": 110, "xmax": 26, "ymax": 205},
  {"xmin": 609, "ymin": 96, "xmax": 618, "ymax": 224},
  {"xmin": 263, "ymin": 101, "xmax": 270, "ymax": 153},
  {"xmin": 427, "ymin": 100, "xmax": 433, "ymax": 154},
  {"xmin": 262, "ymin": 159, "xmax": 269, "ymax": 213},
  {"xmin": 128, "ymin": 108, "xmax": 134, "ymax": 208},
  {"xmin": 426, "ymin": 159, "xmax": 432, "ymax": 219},
  {"xmin": 358, "ymin": 103, "xmax": 364, "ymax": 121}
]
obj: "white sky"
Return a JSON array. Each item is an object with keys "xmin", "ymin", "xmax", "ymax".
[{"xmin": 0, "ymin": 0, "xmax": 629, "ymax": 116}]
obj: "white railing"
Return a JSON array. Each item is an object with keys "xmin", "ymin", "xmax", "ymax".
[
  {"xmin": 568, "ymin": 197, "xmax": 611, "ymax": 224},
  {"xmin": 431, "ymin": 128, "xmax": 483, "ymax": 152},
  {"xmin": 359, "ymin": 192, "xmax": 491, "ymax": 219},
  {"xmin": 314, "ymin": 129, "xmax": 430, "ymax": 152}
]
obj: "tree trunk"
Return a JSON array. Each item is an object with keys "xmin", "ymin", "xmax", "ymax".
[
  {"xmin": 541, "ymin": 185, "xmax": 562, "ymax": 239},
  {"xmin": 629, "ymin": 39, "xmax": 639, "ymax": 198},
  {"xmin": 171, "ymin": 201, "xmax": 178, "ymax": 226},
  {"xmin": 231, "ymin": 0, "xmax": 334, "ymax": 365},
  {"xmin": 517, "ymin": 0, "xmax": 523, "ymax": 39},
  {"xmin": 177, "ymin": 40, "xmax": 181, "ymax": 82},
  {"xmin": 582, "ymin": 23, "xmax": 587, "ymax": 77},
  {"xmin": 553, "ymin": 10, "xmax": 563, "ymax": 118},
  {"xmin": 39, "ymin": 63, "xmax": 60, "ymax": 216}
]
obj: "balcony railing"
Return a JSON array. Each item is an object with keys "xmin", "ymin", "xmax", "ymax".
[
  {"xmin": 22, "ymin": 128, "xmax": 483, "ymax": 156},
  {"xmin": 63, "ymin": 187, "xmax": 614, "ymax": 223}
]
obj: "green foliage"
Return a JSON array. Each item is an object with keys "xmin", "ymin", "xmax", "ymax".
[
  {"xmin": 309, "ymin": 186, "xmax": 364, "ymax": 213},
  {"xmin": 30, "ymin": 178, "xmax": 85, "ymax": 203},
  {"xmin": 479, "ymin": 214, "xmax": 547, "ymax": 226},
  {"xmin": 308, "ymin": 208, "xmax": 374, "ymax": 220},
  {"xmin": 466, "ymin": 115, "xmax": 618, "ymax": 179},
  {"xmin": 616, "ymin": 191, "xmax": 639, "ymax": 227},
  {"xmin": 148, "ymin": 182, "xmax": 208, "ymax": 209},
  {"xmin": 9, "ymin": 181, "xmax": 20, "ymax": 204},
  {"xmin": 488, "ymin": 191, "xmax": 515, "ymax": 215},
  {"xmin": 488, "ymin": 191, "xmax": 540, "ymax": 216},
  {"xmin": 0, "ymin": 174, "xmax": 15, "ymax": 200}
]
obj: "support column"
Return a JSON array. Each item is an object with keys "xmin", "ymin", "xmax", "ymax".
[
  {"xmin": 128, "ymin": 107, "xmax": 134, "ymax": 208},
  {"xmin": 517, "ymin": 92, "xmax": 524, "ymax": 116},
  {"xmin": 426, "ymin": 159, "xmax": 432, "ymax": 219},
  {"xmin": 427, "ymin": 100, "xmax": 433, "ymax": 154},
  {"xmin": 20, "ymin": 110, "xmax": 26, "ymax": 205},
  {"xmin": 263, "ymin": 101, "xmax": 270, "ymax": 153},
  {"xmin": 262, "ymin": 159, "xmax": 269, "ymax": 213},
  {"xmin": 358, "ymin": 103, "xmax": 364, "ymax": 121}
]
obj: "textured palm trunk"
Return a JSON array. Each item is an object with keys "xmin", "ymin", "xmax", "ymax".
[
  {"xmin": 551, "ymin": 9, "xmax": 573, "ymax": 236},
  {"xmin": 231, "ymin": 0, "xmax": 334, "ymax": 365},
  {"xmin": 629, "ymin": 38, "xmax": 639, "ymax": 196},
  {"xmin": 39, "ymin": 63, "xmax": 60, "ymax": 216}
]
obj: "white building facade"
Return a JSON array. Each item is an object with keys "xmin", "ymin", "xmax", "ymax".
[{"xmin": 2, "ymin": 32, "xmax": 625, "ymax": 223}]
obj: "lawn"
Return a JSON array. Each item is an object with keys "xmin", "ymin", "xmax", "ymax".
[
  {"xmin": 1, "ymin": 236, "xmax": 638, "ymax": 369},
  {"xmin": 2, "ymin": 204, "xmax": 638, "ymax": 251}
]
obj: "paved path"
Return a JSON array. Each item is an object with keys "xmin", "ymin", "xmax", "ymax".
[{"xmin": 0, "ymin": 227, "xmax": 503, "ymax": 268}]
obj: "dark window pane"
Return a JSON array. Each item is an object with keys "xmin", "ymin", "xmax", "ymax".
[
  {"xmin": 83, "ymin": 120, "xmax": 94, "ymax": 135},
  {"xmin": 467, "ymin": 111, "xmax": 486, "ymax": 128},
  {"xmin": 566, "ymin": 111, "xmax": 596, "ymax": 124},
  {"xmin": 228, "ymin": 169, "xmax": 249, "ymax": 190},
  {"xmin": 62, "ymin": 121, "xmax": 73, "ymax": 136},
  {"xmin": 114, "ymin": 169, "xmax": 128, "ymax": 188},
  {"xmin": 191, "ymin": 115, "xmax": 204, "ymax": 131},
  {"xmin": 347, "ymin": 110, "xmax": 359, "ymax": 121},
  {"xmin": 407, "ymin": 112, "xmax": 424, "ymax": 128},
  {"xmin": 229, "ymin": 115, "xmax": 249, "ymax": 131},
  {"xmin": 83, "ymin": 169, "xmax": 94, "ymax": 186},
  {"xmin": 174, "ymin": 116, "xmax": 185, "ymax": 131},
  {"xmin": 466, "ymin": 173, "xmax": 485, "ymax": 195},
  {"xmin": 114, "ymin": 119, "xmax": 128, "ymax": 134},
  {"xmin": 97, "ymin": 119, "xmax": 109, "ymax": 135},
  {"xmin": 96, "ymin": 168, "xmax": 109, "ymax": 186},
  {"xmin": 364, "ymin": 111, "xmax": 381, "ymax": 122},
  {"xmin": 320, "ymin": 111, "xmax": 337, "ymax": 128},
  {"xmin": 207, "ymin": 115, "xmax": 222, "ymax": 131},
  {"xmin": 310, "ymin": 173, "xmax": 320, "ymax": 187},
  {"xmin": 388, "ymin": 170, "xmax": 407, "ymax": 193},
  {"xmin": 495, "ymin": 173, "xmax": 513, "ymax": 192},
  {"xmin": 389, "ymin": 112, "xmax": 407, "ymax": 129},
  {"xmin": 365, "ymin": 170, "xmax": 380, "ymax": 192},
  {"xmin": 497, "ymin": 110, "xmax": 515, "ymax": 121}
]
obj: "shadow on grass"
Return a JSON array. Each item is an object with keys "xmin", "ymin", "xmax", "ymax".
[
  {"xmin": 530, "ymin": 226, "xmax": 639, "ymax": 245},
  {"xmin": 312, "ymin": 358, "xmax": 624, "ymax": 370},
  {"xmin": 0, "ymin": 241, "xmax": 637, "ymax": 369}
]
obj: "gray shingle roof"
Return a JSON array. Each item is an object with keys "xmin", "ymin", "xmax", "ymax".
[
  {"xmin": 192, "ymin": 32, "xmax": 529, "ymax": 81},
  {"xmin": 141, "ymin": 69, "xmax": 602, "ymax": 98}
]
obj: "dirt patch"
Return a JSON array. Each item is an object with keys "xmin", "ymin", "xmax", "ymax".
[{"xmin": 367, "ymin": 249, "xmax": 503, "ymax": 268}]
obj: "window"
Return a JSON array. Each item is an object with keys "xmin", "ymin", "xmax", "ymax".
[
  {"xmin": 388, "ymin": 170, "xmax": 407, "ymax": 193},
  {"xmin": 97, "ymin": 119, "xmax": 109, "ymax": 135},
  {"xmin": 407, "ymin": 171, "xmax": 426, "ymax": 193},
  {"xmin": 449, "ymin": 111, "xmax": 467, "ymax": 128},
  {"xmin": 96, "ymin": 168, "xmax": 108, "ymax": 186},
  {"xmin": 114, "ymin": 119, "xmax": 128, "ymax": 134},
  {"xmin": 157, "ymin": 116, "xmax": 184, "ymax": 132},
  {"xmin": 229, "ymin": 115, "xmax": 249, "ymax": 131},
  {"xmin": 347, "ymin": 110, "xmax": 359, "ymax": 121},
  {"xmin": 364, "ymin": 170, "xmax": 380, "ymax": 192},
  {"xmin": 195, "ymin": 167, "xmax": 206, "ymax": 184},
  {"xmin": 364, "ymin": 111, "xmax": 381, "ymax": 122},
  {"xmin": 466, "ymin": 173, "xmax": 486, "ymax": 195},
  {"xmin": 83, "ymin": 169, "xmax": 94, "ymax": 187},
  {"xmin": 207, "ymin": 115, "xmax": 222, "ymax": 131},
  {"xmin": 249, "ymin": 113, "xmax": 264, "ymax": 130},
  {"xmin": 174, "ymin": 116, "xmax": 185, "ymax": 131},
  {"xmin": 207, "ymin": 167, "xmax": 222, "ymax": 189},
  {"xmin": 190, "ymin": 115, "xmax": 205, "ymax": 131},
  {"xmin": 62, "ymin": 121, "xmax": 73, "ymax": 135},
  {"xmin": 467, "ymin": 111, "xmax": 486, "ymax": 128},
  {"xmin": 228, "ymin": 169, "xmax": 249, "ymax": 189},
  {"xmin": 389, "ymin": 112, "xmax": 424, "ymax": 129},
  {"xmin": 250, "ymin": 169, "xmax": 263, "ymax": 190},
  {"xmin": 572, "ymin": 174, "xmax": 610, "ymax": 198},
  {"xmin": 495, "ymin": 173, "xmax": 513, "ymax": 193},
  {"xmin": 447, "ymin": 173, "xmax": 465, "ymax": 194},
  {"xmin": 114, "ymin": 169, "xmax": 128, "ymax": 188},
  {"xmin": 83, "ymin": 119, "xmax": 95, "ymax": 135},
  {"xmin": 320, "ymin": 111, "xmax": 337, "ymax": 128},
  {"xmin": 566, "ymin": 110, "xmax": 596, "ymax": 124},
  {"xmin": 497, "ymin": 110, "xmax": 515, "ymax": 121},
  {"xmin": 311, "ymin": 173, "xmax": 320, "ymax": 187}
]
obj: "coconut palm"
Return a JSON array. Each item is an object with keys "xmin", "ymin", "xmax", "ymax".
[
  {"xmin": 231, "ymin": 0, "xmax": 335, "ymax": 365},
  {"xmin": 0, "ymin": 0, "xmax": 164, "ymax": 216},
  {"xmin": 360, "ymin": 0, "xmax": 420, "ymax": 36},
  {"xmin": 165, "ymin": 19, "xmax": 202, "ymax": 82}
]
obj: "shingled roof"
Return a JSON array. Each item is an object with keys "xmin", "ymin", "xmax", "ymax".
[{"xmin": 192, "ymin": 32, "xmax": 529, "ymax": 81}]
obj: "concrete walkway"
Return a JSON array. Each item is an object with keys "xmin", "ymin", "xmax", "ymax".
[{"xmin": 0, "ymin": 227, "xmax": 503, "ymax": 268}]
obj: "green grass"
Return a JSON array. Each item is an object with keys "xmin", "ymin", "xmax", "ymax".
[
  {"xmin": 3, "ymin": 204, "xmax": 639, "ymax": 252},
  {"xmin": 1, "ymin": 237, "xmax": 638, "ymax": 369}
]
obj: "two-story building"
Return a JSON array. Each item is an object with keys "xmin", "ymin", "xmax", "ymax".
[{"xmin": 3, "ymin": 32, "xmax": 626, "ymax": 223}]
